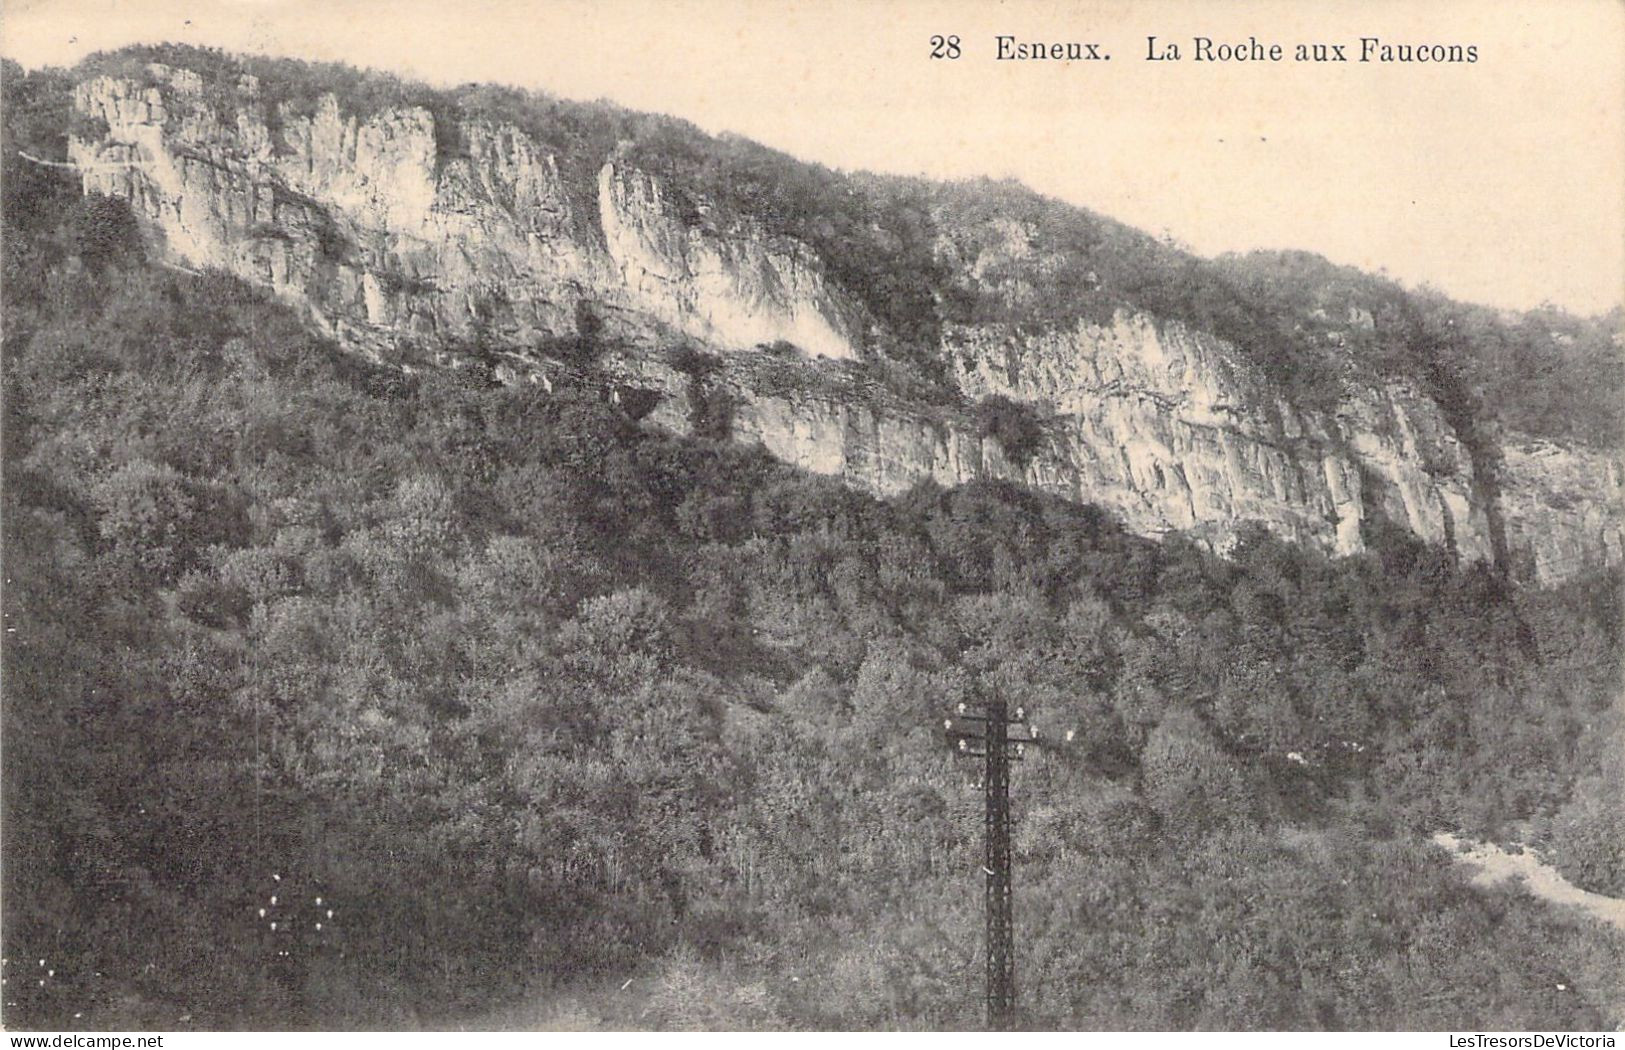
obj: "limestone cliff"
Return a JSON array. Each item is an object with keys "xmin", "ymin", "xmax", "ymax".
[
  {"xmin": 70, "ymin": 66, "xmax": 863, "ymax": 361},
  {"xmin": 1500, "ymin": 440, "xmax": 1625, "ymax": 586},
  {"xmin": 65, "ymin": 61, "xmax": 1622, "ymax": 584}
]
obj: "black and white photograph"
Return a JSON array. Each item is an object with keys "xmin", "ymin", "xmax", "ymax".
[{"xmin": 1, "ymin": 0, "xmax": 1622, "ymax": 1036}]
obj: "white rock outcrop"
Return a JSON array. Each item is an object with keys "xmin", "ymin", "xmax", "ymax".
[{"xmin": 66, "ymin": 64, "xmax": 1623, "ymax": 584}]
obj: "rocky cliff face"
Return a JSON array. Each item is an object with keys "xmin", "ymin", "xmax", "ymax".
[
  {"xmin": 1500, "ymin": 440, "xmax": 1625, "ymax": 586},
  {"xmin": 67, "ymin": 62, "xmax": 1622, "ymax": 584},
  {"xmin": 70, "ymin": 66, "xmax": 863, "ymax": 361}
]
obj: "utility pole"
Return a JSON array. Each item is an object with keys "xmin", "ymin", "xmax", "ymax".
[{"xmin": 943, "ymin": 689, "xmax": 1036, "ymax": 1031}]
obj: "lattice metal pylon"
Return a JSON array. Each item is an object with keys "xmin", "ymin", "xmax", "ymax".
[
  {"xmin": 983, "ymin": 693, "xmax": 1015, "ymax": 1031},
  {"xmin": 943, "ymin": 688, "xmax": 1033, "ymax": 1031}
]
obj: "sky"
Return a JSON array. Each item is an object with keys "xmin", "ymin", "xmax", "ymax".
[{"xmin": 4, "ymin": 0, "xmax": 1622, "ymax": 315}]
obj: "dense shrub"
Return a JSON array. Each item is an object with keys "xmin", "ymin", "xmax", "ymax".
[
  {"xmin": 1543, "ymin": 737, "xmax": 1625, "ymax": 896},
  {"xmin": 973, "ymin": 394, "xmax": 1047, "ymax": 468},
  {"xmin": 70, "ymin": 193, "xmax": 143, "ymax": 273}
]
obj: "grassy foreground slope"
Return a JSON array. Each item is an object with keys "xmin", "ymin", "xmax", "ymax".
[{"xmin": 3, "ymin": 59, "xmax": 1624, "ymax": 1030}]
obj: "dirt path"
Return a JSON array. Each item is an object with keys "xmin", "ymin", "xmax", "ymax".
[{"xmin": 1433, "ymin": 831, "xmax": 1625, "ymax": 933}]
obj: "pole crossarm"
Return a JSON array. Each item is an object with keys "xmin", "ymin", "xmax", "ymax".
[{"xmin": 943, "ymin": 714, "xmax": 1041, "ymax": 762}]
